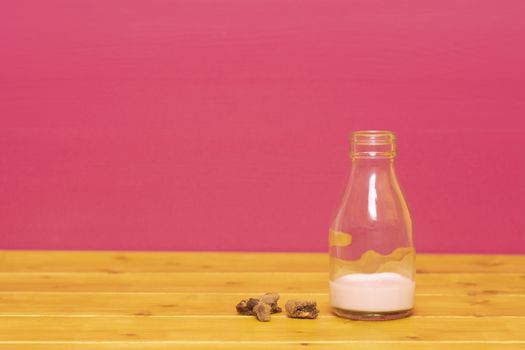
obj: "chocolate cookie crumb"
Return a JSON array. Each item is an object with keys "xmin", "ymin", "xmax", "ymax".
[
  {"xmin": 260, "ymin": 292, "xmax": 282, "ymax": 313},
  {"xmin": 236, "ymin": 293, "xmax": 283, "ymax": 321},
  {"xmin": 285, "ymin": 299, "xmax": 319, "ymax": 319},
  {"xmin": 236, "ymin": 298, "xmax": 260, "ymax": 315},
  {"xmin": 253, "ymin": 302, "xmax": 272, "ymax": 322}
]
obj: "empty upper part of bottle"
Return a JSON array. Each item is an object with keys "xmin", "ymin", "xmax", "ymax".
[{"xmin": 351, "ymin": 130, "xmax": 396, "ymax": 159}]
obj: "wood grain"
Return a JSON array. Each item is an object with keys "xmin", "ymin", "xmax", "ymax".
[
  {"xmin": 1, "ymin": 251, "xmax": 524, "ymax": 273},
  {"xmin": 0, "ymin": 316, "xmax": 523, "ymax": 341},
  {"xmin": 0, "ymin": 292, "xmax": 523, "ymax": 317},
  {"xmin": 0, "ymin": 251, "xmax": 523, "ymax": 349},
  {"xmin": 2, "ymin": 345, "xmax": 525, "ymax": 350},
  {"xmin": 0, "ymin": 272, "xmax": 523, "ymax": 295}
]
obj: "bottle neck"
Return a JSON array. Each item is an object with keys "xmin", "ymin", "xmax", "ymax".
[
  {"xmin": 352, "ymin": 157, "xmax": 394, "ymax": 166},
  {"xmin": 350, "ymin": 157, "xmax": 396, "ymax": 177},
  {"xmin": 349, "ymin": 130, "xmax": 398, "ymax": 180},
  {"xmin": 351, "ymin": 130, "xmax": 396, "ymax": 160}
]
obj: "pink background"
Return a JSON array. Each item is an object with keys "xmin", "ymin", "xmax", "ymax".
[{"xmin": 1, "ymin": 1, "xmax": 524, "ymax": 253}]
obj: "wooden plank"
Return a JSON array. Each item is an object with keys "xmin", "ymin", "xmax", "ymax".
[
  {"xmin": 1, "ymin": 344, "xmax": 525, "ymax": 350},
  {"xmin": 1, "ymin": 251, "xmax": 524, "ymax": 273},
  {"xmin": 0, "ymin": 272, "xmax": 523, "ymax": 295},
  {"xmin": 0, "ymin": 252, "xmax": 522, "ymax": 349},
  {"xmin": 0, "ymin": 316, "xmax": 523, "ymax": 341},
  {"xmin": 0, "ymin": 251, "xmax": 322, "ymax": 273},
  {"xmin": 417, "ymin": 254, "xmax": 525, "ymax": 274},
  {"xmin": 0, "ymin": 292, "xmax": 523, "ymax": 317}
]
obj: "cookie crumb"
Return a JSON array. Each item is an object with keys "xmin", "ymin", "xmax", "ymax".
[
  {"xmin": 253, "ymin": 302, "xmax": 272, "ymax": 322},
  {"xmin": 260, "ymin": 292, "xmax": 282, "ymax": 314},
  {"xmin": 236, "ymin": 293, "xmax": 283, "ymax": 321},
  {"xmin": 236, "ymin": 298, "xmax": 259, "ymax": 315},
  {"xmin": 285, "ymin": 299, "xmax": 319, "ymax": 319}
]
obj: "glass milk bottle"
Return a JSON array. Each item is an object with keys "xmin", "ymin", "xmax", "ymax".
[{"xmin": 329, "ymin": 130, "xmax": 415, "ymax": 320}]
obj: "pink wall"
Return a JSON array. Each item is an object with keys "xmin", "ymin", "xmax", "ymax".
[{"xmin": 1, "ymin": 1, "xmax": 524, "ymax": 253}]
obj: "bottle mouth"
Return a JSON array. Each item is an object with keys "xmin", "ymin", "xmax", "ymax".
[{"xmin": 351, "ymin": 130, "xmax": 396, "ymax": 159}]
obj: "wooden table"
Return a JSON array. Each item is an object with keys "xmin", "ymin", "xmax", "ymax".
[{"xmin": 0, "ymin": 251, "xmax": 523, "ymax": 349}]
